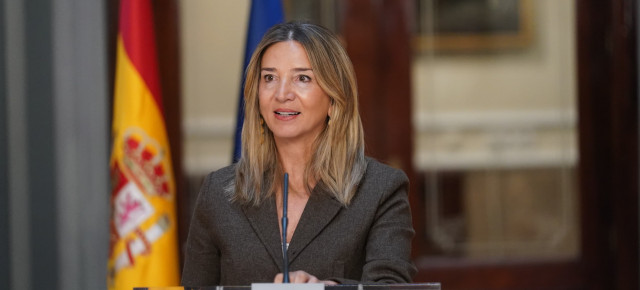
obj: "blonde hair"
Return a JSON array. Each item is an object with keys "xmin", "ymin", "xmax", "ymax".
[{"xmin": 231, "ymin": 22, "xmax": 366, "ymax": 206}]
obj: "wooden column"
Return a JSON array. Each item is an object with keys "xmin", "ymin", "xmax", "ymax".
[
  {"xmin": 343, "ymin": 0, "xmax": 414, "ymax": 171},
  {"xmin": 342, "ymin": 0, "xmax": 424, "ymax": 263},
  {"xmin": 606, "ymin": 0, "xmax": 638, "ymax": 288},
  {"xmin": 578, "ymin": 0, "xmax": 638, "ymax": 288},
  {"xmin": 576, "ymin": 1, "xmax": 615, "ymax": 288}
]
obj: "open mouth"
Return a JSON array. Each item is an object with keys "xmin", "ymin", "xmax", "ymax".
[{"xmin": 275, "ymin": 111, "xmax": 301, "ymax": 116}]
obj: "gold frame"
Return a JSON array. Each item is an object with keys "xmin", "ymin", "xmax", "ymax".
[{"xmin": 414, "ymin": 0, "xmax": 534, "ymax": 52}]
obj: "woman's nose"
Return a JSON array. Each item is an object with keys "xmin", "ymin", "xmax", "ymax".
[{"xmin": 275, "ymin": 80, "xmax": 295, "ymax": 102}]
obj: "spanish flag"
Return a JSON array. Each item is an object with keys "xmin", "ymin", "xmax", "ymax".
[{"xmin": 108, "ymin": 0, "xmax": 180, "ymax": 289}]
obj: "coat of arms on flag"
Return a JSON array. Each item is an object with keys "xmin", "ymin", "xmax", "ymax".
[{"xmin": 109, "ymin": 129, "xmax": 173, "ymax": 274}]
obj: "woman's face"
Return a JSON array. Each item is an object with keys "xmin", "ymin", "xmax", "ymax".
[{"xmin": 258, "ymin": 41, "xmax": 332, "ymax": 148}]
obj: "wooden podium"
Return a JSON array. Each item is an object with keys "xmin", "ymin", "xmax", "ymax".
[{"xmin": 135, "ymin": 284, "xmax": 441, "ymax": 290}]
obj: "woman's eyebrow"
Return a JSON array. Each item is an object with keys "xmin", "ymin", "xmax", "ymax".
[{"xmin": 260, "ymin": 67, "xmax": 312, "ymax": 72}]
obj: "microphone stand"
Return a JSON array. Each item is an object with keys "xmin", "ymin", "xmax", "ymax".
[{"xmin": 282, "ymin": 173, "xmax": 290, "ymax": 283}]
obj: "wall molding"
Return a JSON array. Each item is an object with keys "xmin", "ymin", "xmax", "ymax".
[
  {"xmin": 415, "ymin": 110, "xmax": 577, "ymax": 169},
  {"xmin": 183, "ymin": 109, "xmax": 578, "ymax": 174}
]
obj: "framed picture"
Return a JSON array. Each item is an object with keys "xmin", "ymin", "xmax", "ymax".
[
  {"xmin": 415, "ymin": 0, "xmax": 534, "ymax": 52},
  {"xmin": 283, "ymin": 0, "xmax": 534, "ymax": 53}
]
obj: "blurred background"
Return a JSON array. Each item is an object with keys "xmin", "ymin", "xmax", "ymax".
[{"xmin": 1, "ymin": 0, "xmax": 638, "ymax": 289}]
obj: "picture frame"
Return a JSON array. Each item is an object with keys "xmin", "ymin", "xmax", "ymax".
[
  {"xmin": 283, "ymin": 0, "xmax": 534, "ymax": 53},
  {"xmin": 414, "ymin": 0, "xmax": 534, "ymax": 52}
]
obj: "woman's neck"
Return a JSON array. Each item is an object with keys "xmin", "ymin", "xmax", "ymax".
[{"xmin": 275, "ymin": 139, "xmax": 314, "ymax": 197}]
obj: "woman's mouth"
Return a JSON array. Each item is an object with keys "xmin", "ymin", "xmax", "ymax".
[
  {"xmin": 275, "ymin": 111, "xmax": 300, "ymax": 116},
  {"xmin": 274, "ymin": 110, "xmax": 300, "ymax": 120}
]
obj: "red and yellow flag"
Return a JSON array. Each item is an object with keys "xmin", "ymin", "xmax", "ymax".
[{"xmin": 108, "ymin": 0, "xmax": 180, "ymax": 289}]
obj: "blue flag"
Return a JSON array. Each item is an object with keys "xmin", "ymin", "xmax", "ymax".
[{"xmin": 233, "ymin": 0, "xmax": 285, "ymax": 163}]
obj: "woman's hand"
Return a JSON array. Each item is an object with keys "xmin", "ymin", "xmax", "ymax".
[{"xmin": 273, "ymin": 270, "xmax": 338, "ymax": 285}]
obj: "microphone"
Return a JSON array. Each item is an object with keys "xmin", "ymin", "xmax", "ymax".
[{"xmin": 282, "ymin": 173, "xmax": 290, "ymax": 283}]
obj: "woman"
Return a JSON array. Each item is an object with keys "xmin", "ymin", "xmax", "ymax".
[{"xmin": 181, "ymin": 21, "xmax": 416, "ymax": 286}]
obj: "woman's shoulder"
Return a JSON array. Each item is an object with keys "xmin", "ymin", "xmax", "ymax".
[
  {"xmin": 197, "ymin": 163, "xmax": 237, "ymax": 201},
  {"xmin": 363, "ymin": 156, "xmax": 409, "ymax": 182},
  {"xmin": 348, "ymin": 156, "xmax": 409, "ymax": 207},
  {"xmin": 203, "ymin": 163, "xmax": 236, "ymax": 183},
  {"xmin": 357, "ymin": 156, "xmax": 409, "ymax": 199}
]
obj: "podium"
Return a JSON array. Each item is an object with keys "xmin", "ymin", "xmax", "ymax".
[{"xmin": 135, "ymin": 284, "xmax": 441, "ymax": 290}]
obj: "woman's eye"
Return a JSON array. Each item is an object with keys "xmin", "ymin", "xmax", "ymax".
[
  {"xmin": 263, "ymin": 74, "xmax": 274, "ymax": 82},
  {"xmin": 298, "ymin": 75, "xmax": 311, "ymax": 82}
]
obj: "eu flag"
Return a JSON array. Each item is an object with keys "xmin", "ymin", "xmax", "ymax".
[{"xmin": 233, "ymin": 0, "xmax": 284, "ymax": 163}]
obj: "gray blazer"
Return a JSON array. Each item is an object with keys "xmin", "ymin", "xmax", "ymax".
[{"xmin": 181, "ymin": 158, "xmax": 416, "ymax": 286}]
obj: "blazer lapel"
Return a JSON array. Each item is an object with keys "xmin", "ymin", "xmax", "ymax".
[
  {"xmin": 287, "ymin": 186, "xmax": 343, "ymax": 264},
  {"xmin": 242, "ymin": 197, "xmax": 285, "ymax": 272}
]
